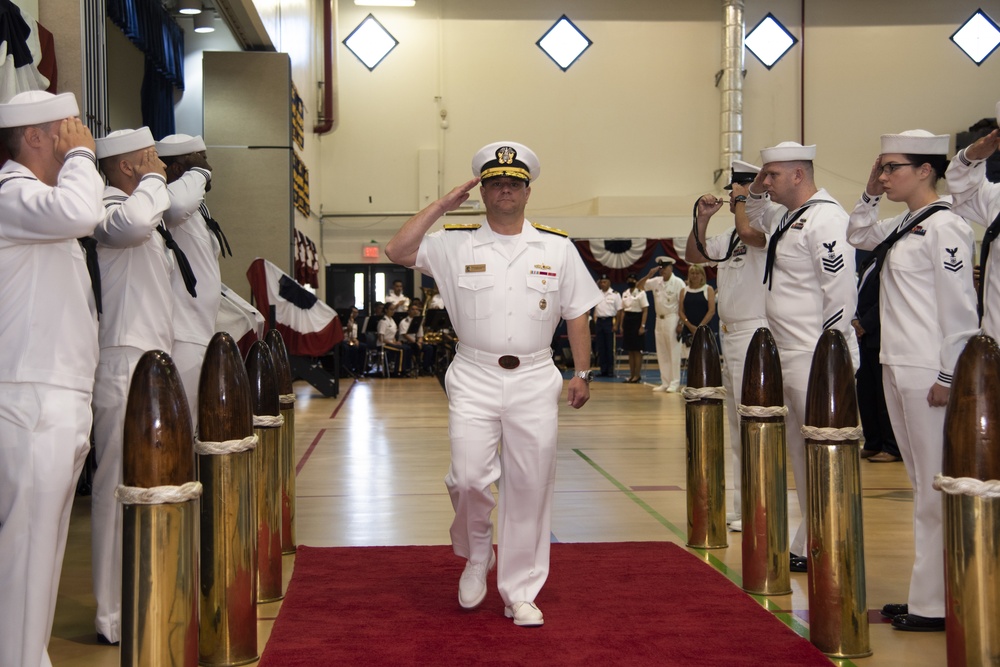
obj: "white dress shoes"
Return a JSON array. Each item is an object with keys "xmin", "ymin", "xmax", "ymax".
[
  {"xmin": 505, "ymin": 601, "xmax": 544, "ymax": 627},
  {"xmin": 458, "ymin": 550, "xmax": 495, "ymax": 609}
]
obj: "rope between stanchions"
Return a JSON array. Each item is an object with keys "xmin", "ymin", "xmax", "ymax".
[
  {"xmin": 933, "ymin": 474, "xmax": 1000, "ymax": 498},
  {"xmin": 115, "ymin": 480, "xmax": 203, "ymax": 505},
  {"xmin": 279, "ymin": 393, "xmax": 296, "ymax": 406},
  {"xmin": 194, "ymin": 434, "xmax": 259, "ymax": 455},
  {"xmin": 800, "ymin": 424, "xmax": 863, "ymax": 441},
  {"xmin": 253, "ymin": 414, "xmax": 285, "ymax": 428},
  {"xmin": 682, "ymin": 386, "xmax": 726, "ymax": 402},
  {"xmin": 737, "ymin": 404, "xmax": 789, "ymax": 417}
]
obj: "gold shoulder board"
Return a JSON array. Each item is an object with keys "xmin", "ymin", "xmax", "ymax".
[
  {"xmin": 532, "ymin": 223, "xmax": 568, "ymax": 237},
  {"xmin": 444, "ymin": 223, "xmax": 481, "ymax": 231}
]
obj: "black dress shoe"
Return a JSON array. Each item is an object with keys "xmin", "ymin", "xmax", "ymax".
[
  {"xmin": 880, "ymin": 602, "xmax": 908, "ymax": 619},
  {"xmin": 97, "ymin": 633, "xmax": 119, "ymax": 646},
  {"xmin": 892, "ymin": 613, "xmax": 945, "ymax": 632},
  {"xmin": 790, "ymin": 553, "xmax": 808, "ymax": 572}
]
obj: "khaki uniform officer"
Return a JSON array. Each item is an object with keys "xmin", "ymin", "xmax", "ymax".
[
  {"xmin": 90, "ymin": 127, "xmax": 174, "ymax": 644},
  {"xmin": 156, "ymin": 134, "xmax": 223, "ymax": 429},
  {"xmin": 637, "ymin": 256, "xmax": 686, "ymax": 392},
  {"xmin": 386, "ymin": 141, "xmax": 601, "ymax": 627},
  {"xmin": 739, "ymin": 141, "xmax": 859, "ymax": 572},
  {"xmin": 0, "ymin": 91, "xmax": 103, "ymax": 667},
  {"xmin": 685, "ymin": 159, "xmax": 769, "ymax": 531}
]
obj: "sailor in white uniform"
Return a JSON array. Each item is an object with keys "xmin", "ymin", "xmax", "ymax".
[
  {"xmin": 685, "ymin": 160, "xmax": 768, "ymax": 532},
  {"xmin": 156, "ymin": 134, "xmax": 224, "ymax": 429},
  {"xmin": 385, "ymin": 141, "xmax": 601, "ymax": 628},
  {"xmin": 89, "ymin": 128, "xmax": 174, "ymax": 644},
  {"xmin": 0, "ymin": 91, "xmax": 103, "ymax": 667},
  {"xmin": 945, "ymin": 101, "xmax": 1000, "ymax": 339},
  {"xmin": 849, "ymin": 130, "xmax": 978, "ymax": 632},
  {"xmin": 637, "ymin": 256, "xmax": 686, "ymax": 392},
  {"xmin": 738, "ymin": 141, "xmax": 859, "ymax": 572}
]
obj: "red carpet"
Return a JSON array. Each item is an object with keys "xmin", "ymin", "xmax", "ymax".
[{"xmin": 259, "ymin": 542, "xmax": 832, "ymax": 666}]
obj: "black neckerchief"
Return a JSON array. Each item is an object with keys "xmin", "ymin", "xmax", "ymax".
[
  {"xmin": 78, "ymin": 236, "xmax": 103, "ymax": 318},
  {"xmin": 857, "ymin": 203, "xmax": 949, "ymax": 280},
  {"xmin": 199, "ymin": 203, "xmax": 232, "ymax": 257},
  {"xmin": 762, "ymin": 199, "xmax": 836, "ymax": 290},
  {"xmin": 156, "ymin": 224, "xmax": 198, "ymax": 297},
  {"xmin": 978, "ymin": 208, "xmax": 1000, "ymax": 321}
]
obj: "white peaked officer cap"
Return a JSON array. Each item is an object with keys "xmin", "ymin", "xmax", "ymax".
[
  {"xmin": 0, "ymin": 90, "xmax": 79, "ymax": 128},
  {"xmin": 880, "ymin": 129, "xmax": 949, "ymax": 156},
  {"xmin": 95, "ymin": 127, "xmax": 155, "ymax": 159},
  {"xmin": 655, "ymin": 256, "xmax": 676, "ymax": 266},
  {"xmin": 760, "ymin": 141, "xmax": 817, "ymax": 164},
  {"xmin": 725, "ymin": 159, "xmax": 760, "ymax": 189},
  {"xmin": 472, "ymin": 141, "xmax": 541, "ymax": 183},
  {"xmin": 155, "ymin": 133, "xmax": 207, "ymax": 157}
]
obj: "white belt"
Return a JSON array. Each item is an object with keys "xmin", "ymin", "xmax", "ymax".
[
  {"xmin": 456, "ymin": 343, "xmax": 553, "ymax": 370},
  {"xmin": 721, "ymin": 318, "xmax": 768, "ymax": 334}
]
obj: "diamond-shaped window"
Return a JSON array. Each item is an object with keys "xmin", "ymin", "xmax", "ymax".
[
  {"xmin": 950, "ymin": 9, "xmax": 1000, "ymax": 65},
  {"xmin": 537, "ymin": 15, "xmax": 592, "ymax": 71},
  {"xmin": 343, "ymin": 14, "xmax": 399, "ymax": 71},
  {"xmin": 745, "ymin": 13, "xmax": 797, "ymax": 70}
]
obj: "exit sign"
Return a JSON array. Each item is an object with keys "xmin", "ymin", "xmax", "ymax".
[{"xmin": 362, "ymin": 244, "xmax": 380, "ymax": 259}]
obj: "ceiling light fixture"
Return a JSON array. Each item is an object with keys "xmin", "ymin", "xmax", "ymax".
[
  {"xmin": 178, "ymin": 0, "xmax": 202, "ymax": 15},
  {"xmin": 354, "ymin": 1, "xmax": 416, "ymax": 7},
  {"xmin": 193, "ymin": 12, "xmax": 215, "ymax": 33}
]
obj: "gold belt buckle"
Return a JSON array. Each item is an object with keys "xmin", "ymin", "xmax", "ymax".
[{"xmin": 498, "ymin": 355, "xmax": 520, "ymax": 369}]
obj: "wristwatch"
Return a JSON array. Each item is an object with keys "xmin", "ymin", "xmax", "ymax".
[
  {"xmin": 733, "ymin": 195, "xmax": 748, "ymax": 204},
  {"xmin": 575, "ymin": 370, "xmax": 594, "ymax": 383}
]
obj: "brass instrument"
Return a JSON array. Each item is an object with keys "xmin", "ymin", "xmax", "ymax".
[{"xmin": 421, "ymin": 286, "xmax": 445, "ymax": 344}]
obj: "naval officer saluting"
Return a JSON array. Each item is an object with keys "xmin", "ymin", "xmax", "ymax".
[{"xmin": 386, "ymin": 141, "xmax": 601, "ymax": 627}]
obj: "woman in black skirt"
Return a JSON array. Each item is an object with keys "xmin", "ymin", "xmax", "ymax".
[{"xmin": 620, "ymin": 273, "xmax": 649, "ymax": 382}]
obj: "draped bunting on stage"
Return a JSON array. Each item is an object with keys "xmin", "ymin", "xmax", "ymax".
[
  {"xmin": 572, "ymin": 238, "xmax": 716, "ymax": 282},
  {"xmin": 0, "ymin": 0, "xmax": 56, "ymax": 101},
  {"xmin": 247, "ymin": 258, "xmax": 343, "ymax": 357}
]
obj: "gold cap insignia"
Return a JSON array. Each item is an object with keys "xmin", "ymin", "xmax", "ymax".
[{"xmin": 496, "ymin": 146, "xmax": 516, "ymax": 165}]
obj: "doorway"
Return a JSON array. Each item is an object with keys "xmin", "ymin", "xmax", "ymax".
[{"xmin": 325, "ymin": 264, "xmax": 412, "ymax": 318}]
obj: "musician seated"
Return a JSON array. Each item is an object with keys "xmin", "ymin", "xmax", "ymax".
[
  {"xmin": 397, "ymin": 302, "xmax": 435, "ymax": 376},
  {"xmin": 379, "ymin": 302, "xmax": 412, "ymax": 377},
  {"xmin": 341, "ymin": 307, "xmax": 364, "ymax": 374}
]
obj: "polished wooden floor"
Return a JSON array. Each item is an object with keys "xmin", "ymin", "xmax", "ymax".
[{"xmin": 49, "ymin": 370, "xmax": 947, "ymax": 666}]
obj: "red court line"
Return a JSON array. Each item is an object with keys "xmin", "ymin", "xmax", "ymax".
[
  {"xmin": 328, "ymin": 380, "xmax": 358, "ymax": 420},
  {"xmin": 295, "ymin": 381, "xmax": 358, "ymax": 476},
  {"xmin": 296, "ymin": 428, "xmax": 326, "ymax": 476}
]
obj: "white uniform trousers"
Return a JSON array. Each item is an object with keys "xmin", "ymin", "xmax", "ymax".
[
  {"xmin": 777, "ymin": 349, "xmax": 812, "ymax": 557},
  {"xmin": 653, "ymin": 313, "xmax": 681, "ymax": 389},
  {"xmin": 172, "ymin": 339, "xmax": 207, "ymax": 432},
  {"xmin": 883, "ymin": 364, "xmax": 946, "ymax": 618},
  {"xmin": 0, "ymin": 383, "xmax": 92, "ymax": 667},
  {"xmin": 91, "ymin": 346, "xmax": 146, "ymax": 642},
  {"xmin": 443, "ymin": 351, "xmax": 562, "ymax": 606},
  {"xmin": 721, "ymin": 322, "xmax": 766, "ymax": 517}
]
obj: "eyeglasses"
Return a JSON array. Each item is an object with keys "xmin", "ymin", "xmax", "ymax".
[
  {"xmin": 879, "ymin": 162, "xmax": 914, "ymax": 175},
  {"xmin": 484, "ymin": 179, "xmax": 526, "ymax": 191}
]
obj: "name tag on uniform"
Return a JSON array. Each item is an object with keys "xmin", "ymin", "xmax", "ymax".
[{"xmin": 465, "ymin": 264, "xmax": 486, "ymax": 273}]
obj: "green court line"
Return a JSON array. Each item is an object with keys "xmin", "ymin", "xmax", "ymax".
[{"xmin": 571, "ymin": 448, "xmax": 857, "ymax": 667}]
